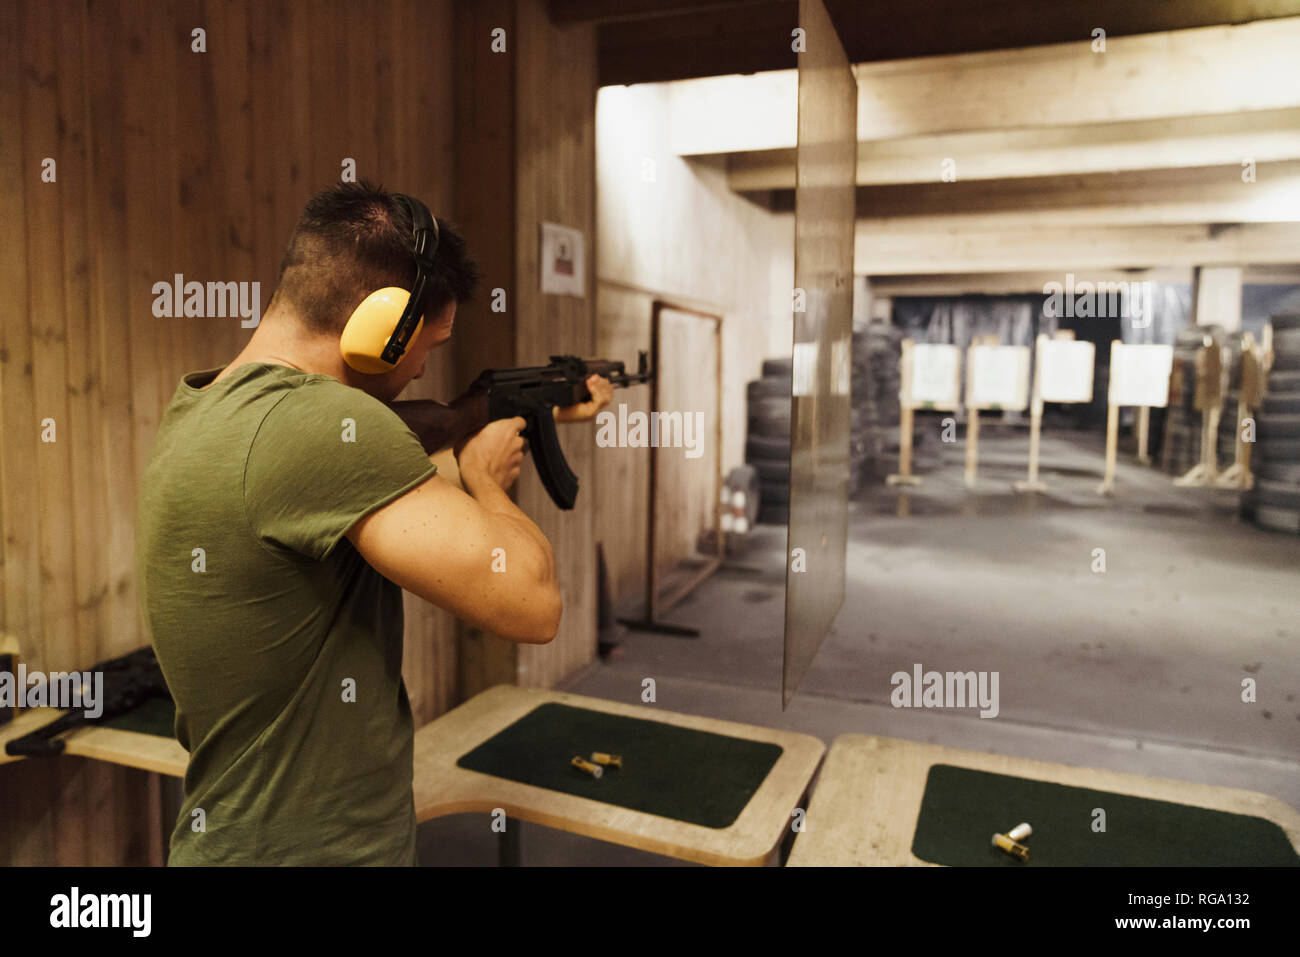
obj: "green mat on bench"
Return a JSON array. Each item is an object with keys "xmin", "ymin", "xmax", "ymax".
[
  {"xmin": 99, "ymin": 697, "xmax": 177, "ymax": 739},
  {"xmin": 456, "ymin": 703, "xmax": 784, "ymax": 829},
  {"xmin": 911, "ymin": 764, "xmax": 1299, "ymax": 866}
]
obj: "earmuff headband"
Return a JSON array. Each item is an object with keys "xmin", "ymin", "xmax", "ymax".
[{"xmin": 381, "ymin": 194, "xmax": 440, "ymax": 366}]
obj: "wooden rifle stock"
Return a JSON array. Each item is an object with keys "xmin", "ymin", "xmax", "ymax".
[{"xmin": 388, "ymin": 391, "xmax": 492, "ymax": 456}]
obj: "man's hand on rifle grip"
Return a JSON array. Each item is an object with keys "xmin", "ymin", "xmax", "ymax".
[
  {"xmin": 553, "ymin": 374, "xmax": 614, "ymax": 423},
  {"xmin": 455, "ymin": 416, "xmax": 527, "ymax": 492}
]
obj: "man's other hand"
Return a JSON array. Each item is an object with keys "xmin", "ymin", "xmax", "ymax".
[
  {"xmin": 456, "ymin": 417, "xmax": 526, "ymax": 491},
  {"xmin": 553, "ymin": 374, "xmax": 614, "ymax": 423}
]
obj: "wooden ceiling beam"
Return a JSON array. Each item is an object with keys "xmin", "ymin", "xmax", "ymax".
[
  {"xmin": 727, "ymin": 109, "xmax": 1300, "ymax": 188},
  {"xmin": 848, "ymin": 161, "xmax": 1300, "ymax": 228},
  {"xmin": 866, "ymin": 270, "xmax": 1196, "ymax": 297},
  {"xmin": 671, "ymin": 19, "xmax": 1300, "ymax": 154},
  {"xmin": 853, "ymin": 222, "xmax": 1300, "ymax": 274},
  {"xmin": 853, "ymin": 19, "xmax": 1300, "ymax": 140},
  {"xmin": 865, "ymin": 264, "xmax": 1300, "ymax": 294}
]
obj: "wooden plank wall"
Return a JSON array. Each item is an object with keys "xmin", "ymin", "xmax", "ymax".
[
  {"xmin": 449, "ymin": 0, "xmax": 599, "ymax": 696},
  {"xmin": 450, "ymin": 0, "xmax": 524, "ymax": 697},
  {"xmin": 512, "ymin": 0, "xmax": 599, "ymax": 689},
  {"xmin": 0, "ymin": 0, "xmax": 460, "ymax": 865}
]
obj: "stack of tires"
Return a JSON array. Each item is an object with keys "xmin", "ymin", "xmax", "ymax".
[
  {"xmin": 851, "ymin": 323, "xmax": 904, "ymax": 485},
  {"xmin": 1255, "ymin": 314, "xmax": 1300, "ymax": 534},
  {"xmin": 747, "ymin": 358, "xmax": 793, "ymax": 524},
  {"xmin": 745, "ymin": 326, "xmax": 913, "ymax": 518}
]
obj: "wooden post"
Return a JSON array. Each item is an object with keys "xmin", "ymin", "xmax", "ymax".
[
  {"xmin": 1175, "ymin": 339, "xmax": 1223, "ymax": 487},
  {"xmin": 899, "ymin": 406, "xmax": 914, "ymax": 479},
  {"xmin": 1014, "ymin": 334, "xmax": 1048, "ymax": 493},
  {"xmin": 1098, "ymin": 340, "xmax": 1120, "ymax": 495},
  {"xmin": 452, "ymin": 0, "xmax": 603, "ymax": 697},
  {"xmin": 619, "ymin": 302, "xmax": 724, "ymax": 637},
  {"xmin": 1204, "ymin": 405, "xmax": 1222, "ymax": 475},
  {"xmin": 1216, "ymin": 333, "xmax": 1259, "ymax": 490},
  {"xmin": 646, "ymin": 315, "xmax": 661, "ymax": 624},
  {"xmin": 1241, "ymin": 339, "xmax": 1261, "ymax": 484},
  {"xmin": 1024, "ymin": 398, "xmax": 1044, "ymax": 488},
  {"xmin": 1098, "ymin": 405, "xmax": 1119, "ymax": 496},
  {"xmin": 965, "ymin": 407, "xmax": 979, "ymax": 488},
  {"xmin": 1136, "ymin": 406, "xmax": 1151, "ymax": 465},
  {"xmin": 1239, "ymin": 391, "xmax": 1254, "ymax": 481},
  {"xmin": 962, "ymin": 339, "xmax": 987, "ymax": 489},
  {"xmin": 1213, "ymin": 397, "xmax": 1249, "ymax": 489},
  {"xmin": 887, "ymin": 407, "xmax": 921, "ymax": 486},
  {"xmin": 887, "ymin": 339, "xmax": 921, "ymax": 487}
]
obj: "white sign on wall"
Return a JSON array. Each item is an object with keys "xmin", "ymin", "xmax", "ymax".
[
  {"xmin": 1038, "ymin": 339, "xmax": 1095, "ymax": 403},
  {"xmin": 907, "ymin": 344, "xmax": 961, "ymax": 407},
  {"xmin": 967, "ymin": 345, "xmax": 1030, "ymax": 411},
  {"xmin": 540, "ymin": 221, "xmax": 585, "ymax": 297},
  {"xmin": 1109, "ymin": 343, "xmax": 1174, "ymax": 408}
]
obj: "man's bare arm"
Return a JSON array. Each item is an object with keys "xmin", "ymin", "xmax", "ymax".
[{"xmin": 346, "ymin": 419, "xmax": 561, "ymax": 643}]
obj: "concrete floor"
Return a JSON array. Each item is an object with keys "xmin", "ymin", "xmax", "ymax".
[{"xmin": 418, "ymin": 428, "xmax": 1300, "ymax": 865}]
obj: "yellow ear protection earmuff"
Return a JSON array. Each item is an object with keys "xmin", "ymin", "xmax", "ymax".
[{"xmin": 339, "ymin": 193, "xmax": 440, "ymax": 374}]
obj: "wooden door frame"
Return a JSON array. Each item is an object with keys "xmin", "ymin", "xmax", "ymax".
[{"xmin": 618, "ymin": 299, "xmax": 724, "ymax": 636}]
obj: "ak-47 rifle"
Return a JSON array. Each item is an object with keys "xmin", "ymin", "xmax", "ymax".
[{"xmin": 389, "ymin": 353, "xmax": 653, "ymax": 510}]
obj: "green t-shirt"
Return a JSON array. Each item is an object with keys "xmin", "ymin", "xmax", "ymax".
[{"xmin": 135, "ymin": 362, "xmax": 438, "ymax": 865}]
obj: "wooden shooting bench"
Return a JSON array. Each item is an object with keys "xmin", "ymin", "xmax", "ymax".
[
  {"xmin": 0, "ymin": 705, "xmax": 187, "ymax": 777},
  {"xmin": 786, "ymin": 734, "xmax": 1300, "ymax": 867},
  {"xmin": 3, "ymin": 684, "xmax": 824, "ymax": 866},
  {"xmin": 412, "ymin": 684, "xmax": 825, "ymax": 866}
]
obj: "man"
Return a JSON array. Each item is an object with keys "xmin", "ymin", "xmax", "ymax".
[{"xmin": 136, "ymin": 182, "xmax": 611, "ymax": 865}]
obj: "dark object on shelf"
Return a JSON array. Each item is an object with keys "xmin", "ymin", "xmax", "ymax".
[{"xmin": 4, "ymin": 647, "xmax": 172, "ymax": 758}]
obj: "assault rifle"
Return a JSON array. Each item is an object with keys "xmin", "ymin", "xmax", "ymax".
[{"xmin": 390, "ymin": 353, "xmax": 653, "ymax": 510}]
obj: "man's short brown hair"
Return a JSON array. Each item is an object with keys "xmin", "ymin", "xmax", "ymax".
[{"xmin": 270, "ymin": 181, "xmax": 478, "ymax": 334}]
